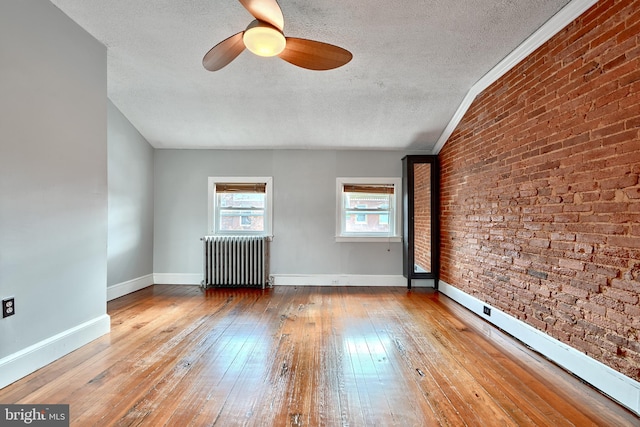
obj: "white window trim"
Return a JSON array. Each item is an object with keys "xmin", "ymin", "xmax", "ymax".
[
  {"xmin": 336, "ymin": 177, "xmax": 402, "ymax": 243},
  {"xmin": 208, "ymin": 176, "xmax": 273, "ymax": 237}
]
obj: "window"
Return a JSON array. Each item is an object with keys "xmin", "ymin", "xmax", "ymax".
[
  {"xmin": 208, "ymin": 177, "xmax": 273, "ymax": 236},
  {"xmin": 336, "ymin": 177, "xmax": 401, "ymax": 242}
]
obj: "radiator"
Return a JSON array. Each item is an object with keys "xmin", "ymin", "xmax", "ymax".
[{"xmin": 201, "ymin": 236, "xmax": 269, "ymax": 289}]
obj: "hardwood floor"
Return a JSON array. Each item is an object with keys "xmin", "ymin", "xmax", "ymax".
[{"xmin": 1, "ymin": 285, "xmax": 637, "ymax": 426}]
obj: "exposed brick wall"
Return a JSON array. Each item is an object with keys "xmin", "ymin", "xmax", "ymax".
[
  {"xmin": 414, "ymin": 163, "xmax": 432, "ymax": 271},
  {"xmin": 439, "ymin": 0, "xmax": 640, "ymax": 381}
]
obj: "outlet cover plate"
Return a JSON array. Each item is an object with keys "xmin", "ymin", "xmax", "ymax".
[{"xmin": 2, "ymin": 298, "xmax": 15, "ymax": 318}]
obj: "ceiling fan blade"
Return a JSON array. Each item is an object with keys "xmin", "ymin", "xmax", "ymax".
[
  {"xmin": 238, "ymin": 0, "xmax": 284, "ymax": 31},
  {"xmin": 202, "ymin": 32, "xmax": 246, "ymax": 71},
  {"xmin": 279, "ymin": 38, "xmax": 352, "ymax": 71}
]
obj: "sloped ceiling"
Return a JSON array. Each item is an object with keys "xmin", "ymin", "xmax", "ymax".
[{"xmin": 50, "ymin": 0, "xmax": 571, "ymax": 151}]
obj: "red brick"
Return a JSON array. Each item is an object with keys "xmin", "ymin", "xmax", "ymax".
[
  {"xmin": 559, "ymin": 258, "xmax": 586, "ymax": 271},
  {"xmin": 605, "ymin": 150, "xmax": 640, "ymax": 168},
  {"xmin": 611, "ymin": 278, "xmax": 639, "ymax": 293},
  {"xmin": 608, "ymin": 235, "xmax": 640, "ymax": 249},
  {"xmin": 439, "ymin": 0, "xmax": 640, "ymax": 382}
]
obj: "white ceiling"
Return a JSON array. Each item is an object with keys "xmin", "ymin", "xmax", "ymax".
[{"xmin": 50, "ymin": 0, "xmax": 571, "ymax": 152}]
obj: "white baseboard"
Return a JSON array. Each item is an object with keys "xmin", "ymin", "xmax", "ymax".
[
  {"xmin": 107, "ymin": 274, "xmax": 154, "ymax": 301},
  {"xmin": 272, "ymin": 274, "xmax": 433, "ymax": 287},
  {"xmin": 438, "ymin": 280, "xmax": 640, "ymax": 415},
  {"xmin": 153, "ymin": 273, "xmax": 202, "ymax": 285},
  {"xmin": 0, "ymin": 314, "xmax": 111, "ymax": 389}
]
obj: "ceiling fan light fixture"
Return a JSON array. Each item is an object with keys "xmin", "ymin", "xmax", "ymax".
[
  {"xmin": 203, "ymin": 2, "xmax": 352, "ymax": 72},
  {"xmin": 243, "ymin": 20, "xmax": 286, "ymax": 57}
]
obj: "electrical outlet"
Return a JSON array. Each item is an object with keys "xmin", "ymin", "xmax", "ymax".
[
  {"xmin": 483, "ymin": 306, "xmax": 491, "ymax": 316},
  {"xmin": 2, "ymin": 298, "xmax": 15, "ymax": 318}
]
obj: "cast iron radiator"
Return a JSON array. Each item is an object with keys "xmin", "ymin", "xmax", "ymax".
[{"xmin": 201, "ymin": 236, "xmax": 269, "ymax": 289}]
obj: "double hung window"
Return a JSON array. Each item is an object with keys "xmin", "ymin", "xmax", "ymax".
[
  {"xmin": 336, "ymin": 177, "xmax": 401, "ymax": 242},
  {"xmin": 208, "ymin": 177, "xmax": 273, "ymax": 236}
]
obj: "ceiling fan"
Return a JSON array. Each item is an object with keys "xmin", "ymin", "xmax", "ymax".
[{"xmin": 203, "ymin": 0, "xmax": 352, "ymax": 72}]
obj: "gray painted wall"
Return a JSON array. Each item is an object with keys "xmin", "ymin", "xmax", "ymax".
[
  {"xmin": 154, "ymin": 149, "xmax": 411, "ymax": 276},
  {"xmin": 0, "ymin": 1, "xmax": 107, "ymax": 358},
  {"xmin": 108, "ymin": 100, "xmax": 154, "ymax": 286}
]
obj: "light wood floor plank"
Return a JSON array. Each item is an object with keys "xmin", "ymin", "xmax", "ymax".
[{"xmin": 0, "ymin": 285, "xmax": 637, "ymax": 426}]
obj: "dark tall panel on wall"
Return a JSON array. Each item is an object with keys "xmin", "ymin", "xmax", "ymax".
[{"xmin": 402, "ymin": 155, "xmax": 439, "ymax": 289}]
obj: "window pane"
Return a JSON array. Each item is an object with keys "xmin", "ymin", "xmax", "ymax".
[
  {"xmin": 216, "ymin": 191, "xmax": 266, "ymax": 232},
  {"xmin": 342, "ymin": 190, "xmax": 394, "ymax": 234},
  {"xmin": 218, "ymin": 193, "xmax": 265, "ymax": 208},
  {"xmin": 344, "ymin": 211, "xmax": 391, "ymax": 233},
  {"xmin": 344, "ymin": 193, "xmax": 391, "ymax": 209},
  {"xmin": 219, "ymin": 209, "xmax": 264, "ymax": 232}
]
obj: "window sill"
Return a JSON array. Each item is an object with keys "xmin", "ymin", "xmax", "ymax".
[{"xmin": 335, "ymin": 236, "xmax": 402, "ymax": 243}]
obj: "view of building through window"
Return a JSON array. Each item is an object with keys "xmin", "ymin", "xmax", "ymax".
[
  {"xmin": 344, "ymin": 193, "xmax": 392, "ymax": 234},
  {"xmin": 217, "ymin": 192, "xmax": 265, "ymax": 232}
]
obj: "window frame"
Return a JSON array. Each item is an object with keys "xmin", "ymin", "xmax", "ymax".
[
  {"xmin": 208, "ymin": 176, "xmax": 273, "ymax": 237},
  {"xmin": 335, "ymin": 177, "xmax": 402, "ymax": 242}
]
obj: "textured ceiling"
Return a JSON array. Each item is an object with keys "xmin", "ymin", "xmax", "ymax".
[{"xmin": 50, "ymin": 0, "xmax": 571, "ymax": 151}]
